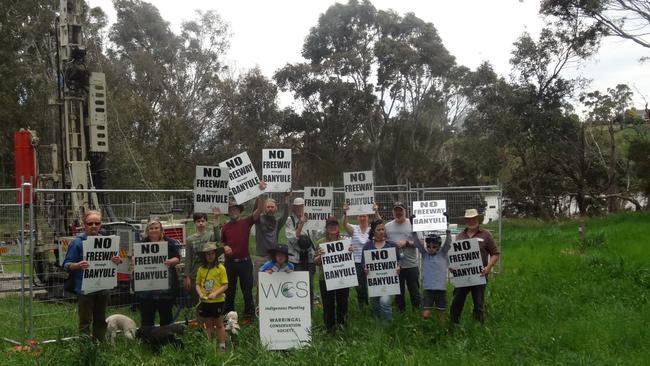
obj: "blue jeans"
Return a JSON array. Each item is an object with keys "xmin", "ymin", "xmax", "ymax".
[{"xmin": 370, "ymin": 295, "xmax": 393, "ymax": 320}]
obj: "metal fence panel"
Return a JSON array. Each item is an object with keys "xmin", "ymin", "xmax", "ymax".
[
  {"xmin": 27, "ymin": 188, "xmax": 196, "ymax": 340},
  {"xmin": 0, "ymin": 186, "xmax": 27, "ymax": 342}
]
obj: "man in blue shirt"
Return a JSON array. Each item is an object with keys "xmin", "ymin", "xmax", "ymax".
[{"xmin": 63, "ymin": 210, "xmax": 122, "ymax": 340}]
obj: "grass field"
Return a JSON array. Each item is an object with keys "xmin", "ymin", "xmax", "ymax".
[{"xmin": 2, "ymin": 211, "xmax": 649, "ymax": 365}]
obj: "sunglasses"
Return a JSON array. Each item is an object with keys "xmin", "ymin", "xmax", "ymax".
[{"xmin": 85, "ymin": 221, "xmax": 101, "ymax": 226}]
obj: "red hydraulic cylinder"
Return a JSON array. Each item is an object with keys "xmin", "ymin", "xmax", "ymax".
[{"xmin": 14, "ymin": 130, "xmax": 36, "ymax": 204}]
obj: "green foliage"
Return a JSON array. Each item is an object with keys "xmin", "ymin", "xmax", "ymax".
[{"xmin": 2, "ymin": 211, "xmax": 650, "ymax": 364}]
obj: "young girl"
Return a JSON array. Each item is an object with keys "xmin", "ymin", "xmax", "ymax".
[
  {"xmin": 413, "ymin": 231, "xmax": 452, "ymax": 325},
  {"xmin": 196, "ymin": 243, "xmax": 228, "ymax": 351},
  {"xmin": 259, "ymin": 245, "xmax": 295, "ymax": 273}
]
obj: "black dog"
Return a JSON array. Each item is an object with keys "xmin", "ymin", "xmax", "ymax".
[{"xmin": 136, "ymin": 323, "xmax": 186, "ymax": 353}]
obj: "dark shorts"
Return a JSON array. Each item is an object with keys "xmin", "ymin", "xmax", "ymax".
[
  {"xmin": 422, "ymin": 290, "xmax": 447, "ymax": 310},
  {"xmin": 199, "ymin": 301, "xmax": 225, "ymax": 318}
]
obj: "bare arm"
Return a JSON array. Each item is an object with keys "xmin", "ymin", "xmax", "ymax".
[
  {"xmin": 342, "ymin": 203, "xmax": 353, "ymax": 235},
  {"xmin": 251, "ymin": 196, "xmax": 264, "ymax": 222}
]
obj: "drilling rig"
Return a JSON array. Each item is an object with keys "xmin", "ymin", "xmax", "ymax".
[{"xmin": 14, "ymin": 0, "xmax": 130, "ymax": 298}]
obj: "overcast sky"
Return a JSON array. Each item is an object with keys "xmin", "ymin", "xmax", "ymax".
[{"xmin": 88, "ymin": 0, "xmax": 649, "ymax": 110}]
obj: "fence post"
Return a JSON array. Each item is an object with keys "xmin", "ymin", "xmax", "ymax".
[
  {"xmin": 20, "ymin": 179, "xmax": 28, "ymax": 341},
  {"xmin": 28, "ymin": 179, "xmax": 34, "ymax": 340}
]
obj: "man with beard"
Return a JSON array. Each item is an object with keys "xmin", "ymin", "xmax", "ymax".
[
  {"xmin": 252, "ymin": 187, "xmax": 291, "ymax": 286},
  {"xmin": 385, "ymin": 201, "xmax": 421, "ymax": 312}
]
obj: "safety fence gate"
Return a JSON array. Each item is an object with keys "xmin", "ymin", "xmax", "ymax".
[
  {"xmin": 0, "ymin": 184, "xmax": 501, "ymax": 343},
  {"xmin": 0, "ymin": 184, "xmax": 29, "ymax": 344}
]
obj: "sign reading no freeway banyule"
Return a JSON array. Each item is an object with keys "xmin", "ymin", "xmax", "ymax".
[
  {"xmin": 303, "ymin": 186, "xmax": 333, "ymax": 231},
  {"xmin": 343, "ymin": 170, "xmax": 374, "ymax": 216},
  {"xmin": 219, "ymin": 152, "xmax": 262, "ymax": 204},
  {"xmin": 259, "ymin": 271, "xmax": 311, "ymax": 350},
  {"xmin": 411, "ymin": 200, "xmax": 447, "ymax": 232},
  {"xmin": 82, "ymin": 235, "xmax": 120, "ymax": 294},
  {"xmin": 133, "ymin": 241, "xmax": 169, "ymax": 292},
  {"xmin": 262, "ymin": 149, "xmax": 292, "ymax": 192},
  {"xmin": 364, "ymin": 247, "xmax": 400, "ymax": 297},
  {"xmin": 194, "ymin": 166, "xmax": 229, "ymax": 214},
  {"xmin": 449, "ymin": 238, "xmax": 486, "ymax": 288},
  {"xmin": 319, "ymin": 239, "xmax": 358, "ymax": 291}
]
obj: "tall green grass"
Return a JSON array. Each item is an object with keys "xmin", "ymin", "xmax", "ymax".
[{"xmin": 2, "ymin": 211, "xmax": 649, "ymax": 365}]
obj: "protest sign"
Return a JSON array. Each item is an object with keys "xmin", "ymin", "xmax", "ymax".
[
  {"xmin": 364, "ymin": 247, "xmax": 400, "ymax": 297},
  {"xmin": 133, "ymin": 241, "xmax": 169, "ymax": 292},
  {"xmin": 259, "ymin": 271, "xmax": 311, "ymax": 350},
  {"xmin": 262, "ymin": 149, "xmax": 292, "ymax": 192},
  {"xmin": 343, "ymin": 170, "xmax": 374, "ymax": 215},
  {"xmin": 411, "ymin": 200, "xmax": 447, "ymax": 232},
  {"xmin": 448, "ymin": 238, "xmax": 486, "ymax": 288},
  {"xmin": 303, "ymin": 186, "xmax": 333, "ymax": 232},
  {"xmin": 219, "ymin": 152, "xmax": 262, "ymax": 204},
  {"xmin": 81, "ymin": 236, "xmax": 119, "ymax": 294},
  {"xmin": 319, "ymin": 239, "xmax": 358, "ymax": 291},
  {"xmin": 194, "ymin": 166, "xmax": 229, "ymax": 214}
]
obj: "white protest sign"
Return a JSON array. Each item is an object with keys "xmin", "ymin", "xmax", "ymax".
[
  {"xmin": 412, "ymin": 200, "xmax": 447, "ymax": 232},
  {"xmin": 262, "ymin": 149, "xmax": 292, "ymax": 192},
  {"xmin": 364, "ymin": 247, "xmax": 400, "ymax": 297},
  {"xmin": 343, "ymin": 170, "xmax": 374, "ymax": 216},
  {"xmin": 133, "ymin": 241, "xmax": 169, "ymax": 292},
  {"xmin": 219, "ymin": 152, "xmax": 262, "ymax": 204},
  {"xmin": 319, "ymin": 239, "xmax": 358, "ymax": 291},
  {"xmin": 81, "ymin": 236, "xmax": 119, "ymax": 294},
  {"xmin": 448, "ymin": 238, "xmax": 486, "ymax": 288},
  {"xmin": 194, "ymin": 166, "xmax": 230, "ymax": 214},
  {"xmin": 259, "ymin": 271, "xmax": 311, "ymax": 350},
  {"xmin": 303, "ymin": 186, "xmax": 333, "ymax": 232}
]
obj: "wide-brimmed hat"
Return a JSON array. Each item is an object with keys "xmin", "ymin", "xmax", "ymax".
[
  {"xmin": 463, "ymin": 209, "xmax": 482, "ymax": 218},
  {"xmin": 292, "ymin": 197, "xmax": 305, "ymax": 206},
  {"xmin": 268, "ymin": 245, "xmax": 293, "ymax": 257},
  {"xmin": 202, "ymin": 243, "xmax": 219, "ymax": 252}
]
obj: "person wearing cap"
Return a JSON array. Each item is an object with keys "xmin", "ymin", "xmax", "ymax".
[
  {"xmin": 385, "ymin": 201, "xmax": 421, "ymax": 312},
  {"xmin": 450, "ymin": 208, "xmax": 500, "ymax": 324},
  {"xmin": 285, "ymin": 197, "xmax": 322, "ymax": 303},
  {"xmin": 184, "ymin": 208, "xmax": 222, "ymax": 307},
  {"xmin": 220, "ymin": 196, "xmax": 263, "ymax": 321},
  {"xmin": 314, "ymin": 216, "xmax": 351, "ymax": 333},
  {"xmin": 252, "ymin": 186, "xmax": 291, "ymax": 284},
  {"xmin": 136, "ymin": 219, "xmax": 181, "ymax": 327},
  {"xmin": 259, "ymin": 245, "xmax": 294, "ymax": 273},
  {"xmin": 413, "ymin": 231, "xmax": 452, "ymax": 325},
  {"xmin": 195, "ymin": 243, "xmax": 228, "ymax": 351},
  {"xmin": 342, "ymin": 202, "xmax": 381, "ymax": 309}
]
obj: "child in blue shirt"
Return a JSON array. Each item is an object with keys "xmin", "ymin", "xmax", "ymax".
[
  {"xmin": 414, "ymin": 230, "xmax": 451, "ymax": 325},
  {"xmin": 259, "ymin": 245, "xmax": 295, "ymax": 273}
]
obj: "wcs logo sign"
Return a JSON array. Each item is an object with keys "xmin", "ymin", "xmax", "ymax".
[{"xmin": 260, "ymin": 281, "xmax": 309, "ymax": 299}]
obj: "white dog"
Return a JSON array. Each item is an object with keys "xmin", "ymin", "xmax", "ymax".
[
  {"xmin": 224, "ymin": 311, "xmax": 240, "ymax": 335},
  {"xmin": 106, "ymin": 314, "xmax": 137, "ymax": 344}
]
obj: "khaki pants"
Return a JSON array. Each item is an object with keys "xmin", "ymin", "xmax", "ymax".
[{"xmin": 78, "ymin": 292, "xmax": 109, "ymax": 340}]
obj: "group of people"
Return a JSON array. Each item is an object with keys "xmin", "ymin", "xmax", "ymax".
[{"xmin": 63, "ymin": 186, "xmax": 500, "ymax": 350}]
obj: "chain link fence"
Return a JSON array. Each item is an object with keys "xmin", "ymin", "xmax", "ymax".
[
  {"xmin": 0, "ymin": 185, "xmax": 28, "ymax": 343},
  {"xmin": 26, "ymin": 188, "xmax": 195, "ymax": 340}
]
